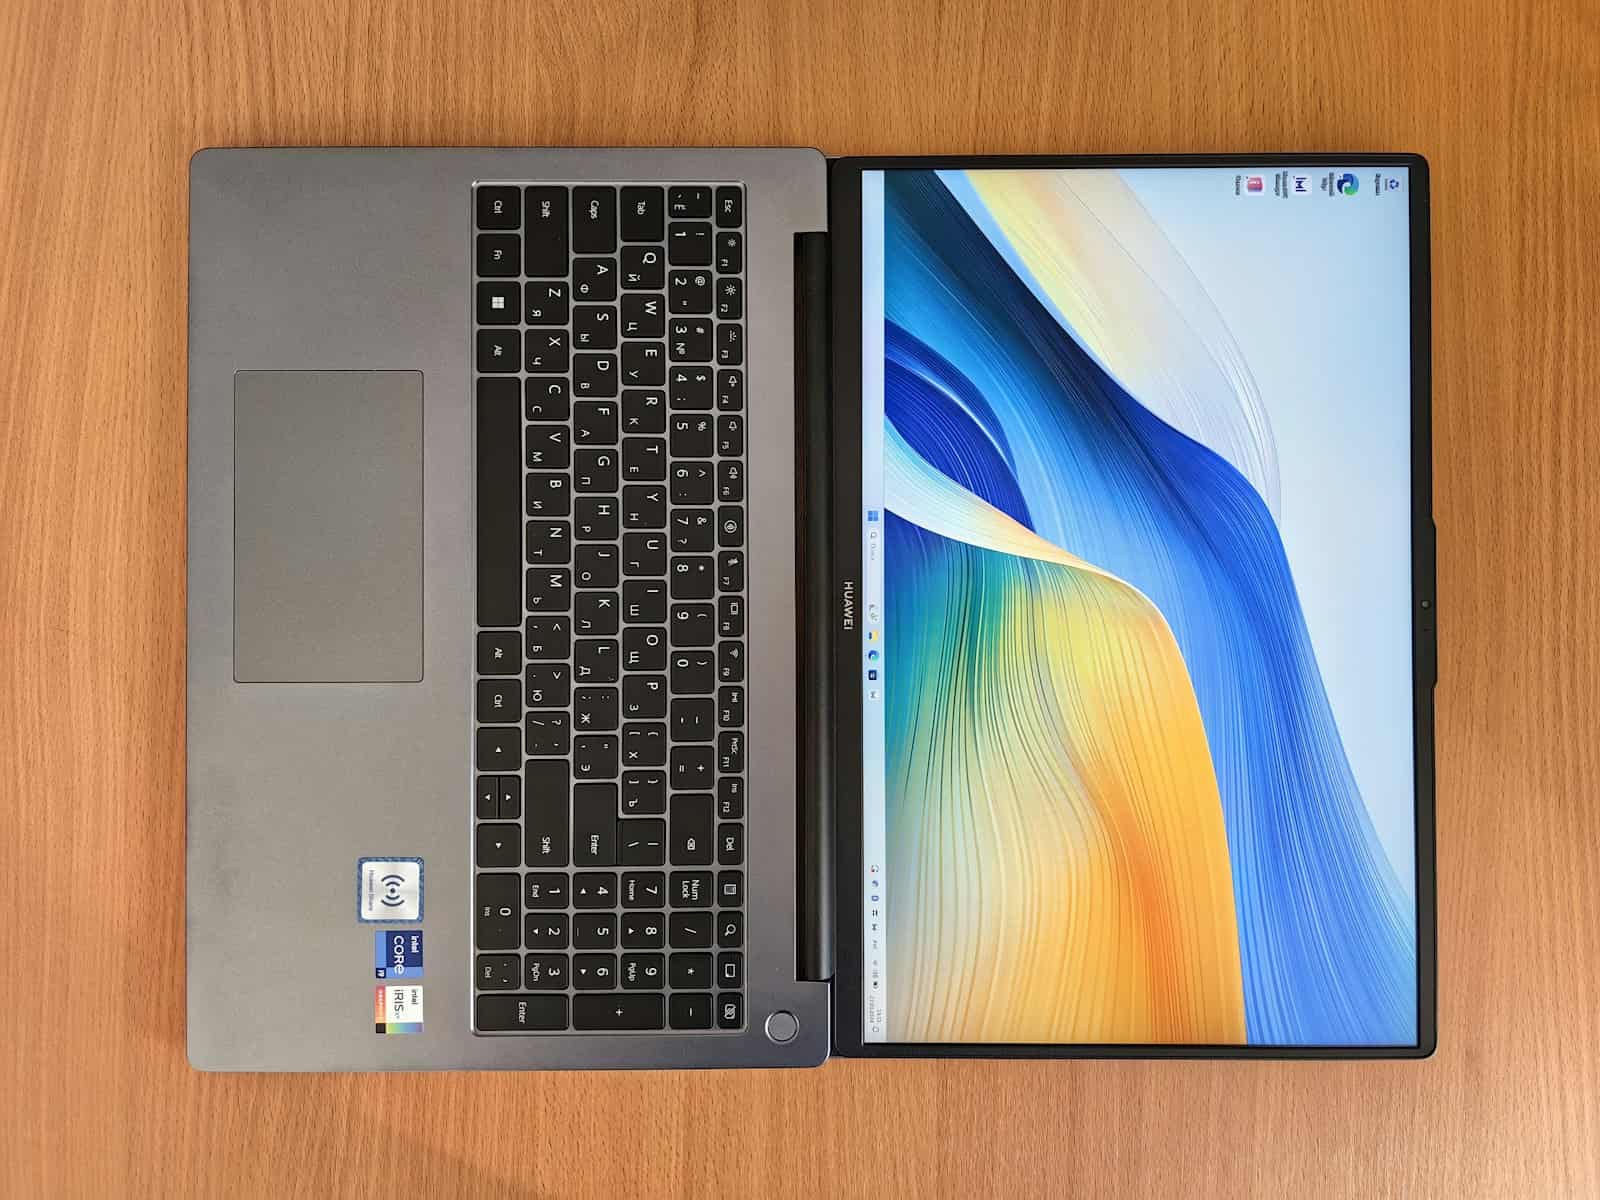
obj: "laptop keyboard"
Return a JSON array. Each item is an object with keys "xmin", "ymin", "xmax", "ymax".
[{"xmin": 471, "ymin": 182, "xmax": 748, "ymax": 1033}]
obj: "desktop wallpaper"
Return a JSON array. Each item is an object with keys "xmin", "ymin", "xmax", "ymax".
[{"xmin": 869, "ymin": 168, "xmax": 1417, "ymax": 1045}]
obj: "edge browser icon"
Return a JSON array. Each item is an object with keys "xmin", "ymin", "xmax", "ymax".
[{"xmin": 1336, "ymin": 172, "xmax": 1360, "ymax": 196}]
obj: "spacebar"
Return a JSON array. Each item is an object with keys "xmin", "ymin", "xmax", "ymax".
[
  {"xmin": 476, "ymin": 387, "xmax": 522, "ymax": 627},
  {"xmin": 572, "ymin": 993, "xmax": 665, "ymax": 1031}
]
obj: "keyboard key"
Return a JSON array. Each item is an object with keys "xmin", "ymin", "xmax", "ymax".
[
  {"xmin": 524, "ymin": 187, "xmax": 569, "ymax": 277},
  {"xmin": 477, "ymin": 993, "xmax": 567, "ymax": 1031},
  {"xmin": 574, "ymin": 448, "xmax": 619, "ymax": 492},
  {"xmin": 717, "ymin": 993, "xmax": 743, "ymax": 1029},
  {"xmin": 714, "ymin": 186, "xmax": 742, "ymax": 228},
  {"xmin": 622, "ymin": 341, "xmax": 667, "ymax": 387},
  {"xmin": 716, "ymin": 324, "xmax": 743, "ymax": 365},
  {"xmin": 524, "ymin": 280, "xmax": 569, "ymax": 325},
  {"xmin": 573, "ymin": 787, "xmax": 619, "ymax": 865},
  {"xmin": 621, "ymin": 293, "xmax": 665, "ymax": 338},
  {"xmin": 622, "ymin": 769, "xmax": 667, "ymax": 815},
  {"xmin": 523, "ymin": 615, "xmax": 571, "ymax": 659},
  {"xmin": 526, "ymin": 329, "xmax": 570, "ymax": 374},
  {"xmin": 523, "ymin": 710, "xmax": 570, "ymax": 756},
  {"xmin": 621, "ymin": 244, "xmax": 665, "ymax": 289},
  {"xmin": 670, "ymin": 413, "xmax": 715, "ymax": 458},
  {"xmin": 622, "ymin": 624, "xmax": 667, "ymax": 672},
  {"xmin": 622, "ymin": 723, "xmax": 667, "ymax": 768},
  {"xmin": 476, "ymin": 726, "xmax": 520, "ymax": 770},
  {"xmin": 670, "ymin": 604, "xmax": 715, "ymax": 647},
  {"xmin": 477, "ymin": 233, "xmax": 520, "ymax": 276},
  {"xmin": 718, "ymin": 911, "xmax": 743, "ymax": 947},
  {"xmin": 668, "ymin": 910, "xmax": 713, "ymax": 948},
  {"xmin": 671, "ymin": 697, "xmax": 715, "ymax": 740},
  {"xmin": 525, "ymin": 376, "xmax": 570, "ymax": 422},
  {"xmin": 670, "ymin": 462, "xmax": 714, "ymax": 505},
  {"xmin": 524, "ymin": 518, "xmax": 571, "ymax": 566},
  {"xmin": 574, "ymin": 733, "xmax": 620, "ymax": 779},
  {"xmin": 671, "ymin": 871, "xmax": 713, "ymax": 907},
  {"xmin": 718, "ymin": 952, "xmax": 744, "ymax": 989},
  {"xmin": 525, "ymin": 872, "xmax": 570, "ymax": 908},
  {"xmin": 473, "ymin": 825, "xmax": 518, "ymax": 870},
  {"xmin": 574, "ymin": 685, "xmax": 620, "ymax": 732},
  {"xmin": 668, "ymin": 186, "xmax": 712, "ymax": 218},
  {"xmin": 670, "ymin": 793, "xmax": 715, "ymax": 864},
  {"xmin": 523, "ymin": 954, "xmax": 570, "ymax": 989},
  {"xmin": 621, "ymin": 953, "xmax": 665, "ymax": 990},
  {"xmin": 572, "ymin": 954, "xmax": 617, "ymax": 989},
  {"xmin": 574, "ymin": 638, "xmax": 619, "ymax": 684},
  {"xmin": 623, "ymin": 579, "xmax": 668, "ymax": 623},
  {"xmin": 524, "ymin": 663, "xmax": 570, "ymax": 708},
  {"xmin": 573, "ymin": 187, "xmax": 617, "ymax": 254},
  {"xmin": 717, "ymin": 823, "xmax": 744, "ymax": 865},
  {"xmin": 716, "ymin": 369, "xmax": 743, "ymax": 411},
  {"xmin": 623, "ymin": 532, "xmax": 667, "ymax": 577},
  {"xmin": 717, "ymin": 871, "xmax": 744, "ymax": 905},
  {"xmin": 670, "ymin": 510, "xmax": 714, "ymax": 552},
  {"xmin": 670, "ymin": 953, "xmax": 712, "ymax": 988},
  {"xmin": 478, "ymin": 630, "xmax": 521, "ymax": 675},
  {"xmin": 574, "ymin": 992, "xmax": 665, "ymax": 1030},
  {"xmin": 622, "ymin": 872, "xmax": 665, "ymax": 906},
  {"xmin": 716, "ymin": 775, "xmax": 744, "ymax": 818},
  {"xmin": 670, "ymin": 649, "xmax": 715, "ymax": 694},
  {"xmin": 526, "ymin": 567, "xmax": 573, "ymax": 613},
  {"xmin": 717, "ymin": 415, "xmax": 744, "ymax": 457},
  {"xmin": 717, "ymin": 551, "xmax": 745, "ymax": 593},
  {"xmin": 477, "ymin": 677, "xmax": 521, "ymax": 723},
  {"xmin": 716, "ymin": 461, "xmax": 743, "ymax": 503},
  {"xmin": 574, "ymin": 257, "xmax": 617, "ymax": 302},
  {"xmin": 718, "ymin": 640, "xmax": 744, "ymax": 683},
  {"xmin": 525, "ymin": 912, "xmax": 570, "ymax": 949},
  {"xmin": 718, "ymin": 730, "xmax": 744, "ymax": 775},
  {"xmin": 620, "ymin": 818, "xmax": 666, "ymax": 866},
  {"xmin": 477, "ymin": 186, "xmax": 521, "ymax": 230},
  {"xmin": 574, "ymin": 353, "xmax": 618, "ymax": 398},
  {"xmin": 475, "ymin": 775, "xmax": 500, "ymax": 819},
  {"xmin": 573, "ymin": 911, "xmax": 618, "ymax": 950},
  {"xmin": 575, "ymin": 543, "xmax": 620, "ymax": 589},
  {"xmin": 623, "ymin": 392, "xmax": 667, "ymax": 435},
  {"xmin": 621, "ymin": 186, "xmax": 665, "ymax": 241},
  {"xmin": 716, "ymin": 505, "xmax": 743, "ymax": 550},
  {"xmin": 526, "ymin": 471, "xmax": 570, "ymax": 517},
  {"xmin": 668, "ymin": 222, "xmax": 712, "ymax": 265},
  {"xmin": 716, "ymin": 277, "xmax": 742, "ymax": 320},
  {"xmin": 717, "ymin": 684, "xmax": 744, "ymax": 730},
  {"xmin": 573, "ymin": 872, "xmax": 618, "ymax": 908},
  {"xmin": 621, "ymin": 910, "xmax": 666, "ymax": 948},
  {"xmin": 669, "ymin": 992, "xmax": 713, "ymax": 1030},
  {"xmin": 475, "ymin": 873, "xmax": 520, "ymax": 950},
  {"xmin": 477, "ymin": 328, "xmax": 520, "ymax": 373},
  {"xmin": 672, "ymin": 745, "xmax": 715, "ymax": 789},
  {"xmin": 525, "ymin": 423, "xmax": 571, "ymax": 471},
  {"xmin": 574, "ymin": 306, "xmax": 617, "ymax": 351},
  {"xmin": 623, "ymin": 436, "xmax": 667, "ymax": 482},
  {"xmin": 477, "ymin": 280, "xmax": 519, "ymax": 324},
  {"xmin": 477, "ymin": 954, "xmax": 519, "ymax": 990},
  {"xmin": 714, "ymin": 231, "xmax": 742, "ymax": 274},
  {"xmin": 670, "ymin": 555, "xmax": 715, "ymax": 600},
  {"xmin": 622, "ymin": 673, "xmax": 667, "ymax": 719},
  {"xmin": 669, "ymin": 366, "xmax": 713, "ymax": 409},
  {"xmin": 668, "ymin": 270, "xmax": 712, "ymax": 314},
  {"xmin": 669, "ymin": 318, "xmax": 713, "ymax": 362},
  {"xmin": 524, "ymin": 760, "xmax": 570, "ymax": 867}
]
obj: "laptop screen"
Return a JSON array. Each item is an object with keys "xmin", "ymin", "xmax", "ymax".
[{"xmin": 856, "ymin": 165, "xmax": 1421, "ymax": 1046}]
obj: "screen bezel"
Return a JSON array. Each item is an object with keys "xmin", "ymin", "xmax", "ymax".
[{"xmin": 828, "ymin": 154, "xmax": 1436, "ymax": 1060}]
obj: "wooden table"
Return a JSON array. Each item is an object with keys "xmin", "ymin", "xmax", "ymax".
[{"xmin": 3, "ymin": 1, "xmax": 1597, "ymax": 1194}]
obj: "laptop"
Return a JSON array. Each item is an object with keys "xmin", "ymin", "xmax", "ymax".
[{"xmin": 187, "ymin": 150, "xmax": 1435, "ymax": 1069}]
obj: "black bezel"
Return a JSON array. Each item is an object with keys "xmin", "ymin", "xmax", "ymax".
[{"xmin": 827, "ymin": 154, "xmax": 1436, "ymax": 1060}]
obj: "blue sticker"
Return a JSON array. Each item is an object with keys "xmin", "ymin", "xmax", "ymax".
[{"xmin": 374, "ymin": 930, "xmax": 424, "ymax": 979}]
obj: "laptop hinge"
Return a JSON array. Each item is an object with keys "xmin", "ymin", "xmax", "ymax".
[{"xmin": 794, "ymin": 231, "xmax": 835, "ymax": 983}]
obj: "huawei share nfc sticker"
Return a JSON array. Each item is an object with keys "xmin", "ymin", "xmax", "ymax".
[{"xmin": 357, "ymin": 857, "xmax": 423, "ymax": 922}]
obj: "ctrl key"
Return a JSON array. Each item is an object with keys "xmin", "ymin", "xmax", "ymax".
[{"xmin": 476, "ymin": 993, "xmax": 568, "ymax": 1032}]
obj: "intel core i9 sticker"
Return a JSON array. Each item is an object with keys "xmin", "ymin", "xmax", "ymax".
[
  {"xmin": 375, "ymin": 930, "xmax": 424, "ymax": 979},
  {"xmin": 375, "ymin": 984, "xmax": 423, "ymax": 1034}
]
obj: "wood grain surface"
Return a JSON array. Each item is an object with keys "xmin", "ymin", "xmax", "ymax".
[{"xmin": 3, "ymin": 1, "xmax": 1598, "ymax": 1195}]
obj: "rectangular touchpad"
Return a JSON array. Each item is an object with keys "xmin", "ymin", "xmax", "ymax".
[{"xmin": 234, "ymin": 371, "xmax": 423, "ymax": 682}]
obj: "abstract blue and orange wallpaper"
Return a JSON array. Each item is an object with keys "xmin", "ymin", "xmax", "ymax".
[{"xmin": 866, "ymin": 169, "xmax": 1417, "ymax": 1046}]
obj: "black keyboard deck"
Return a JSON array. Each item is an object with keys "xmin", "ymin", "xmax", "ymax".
[{"xmin": 472, "ymin": 182, "xmax": 748, "ymax": 1033}]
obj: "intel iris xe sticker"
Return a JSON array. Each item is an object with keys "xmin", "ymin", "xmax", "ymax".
[
  {"xmin": 375, "ymin": 930, "xmax": 424, "ymax": 979},
  {"xmin": 357, "ymin": 857, "xmax": 423, "ymax": 922},
  {"xmin": 375, "ymin": 984, "xmax": 423, "ymax": 1034}
]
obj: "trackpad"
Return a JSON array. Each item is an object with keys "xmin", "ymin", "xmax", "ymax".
[{"xmin": 234, "ymin": 371, "xmax": 423, "ymax": 683}]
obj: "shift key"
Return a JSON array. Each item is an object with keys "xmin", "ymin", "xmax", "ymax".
[{"xmin": 525, "ymin": 759, "xmax": 570, "ymax": 867}]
